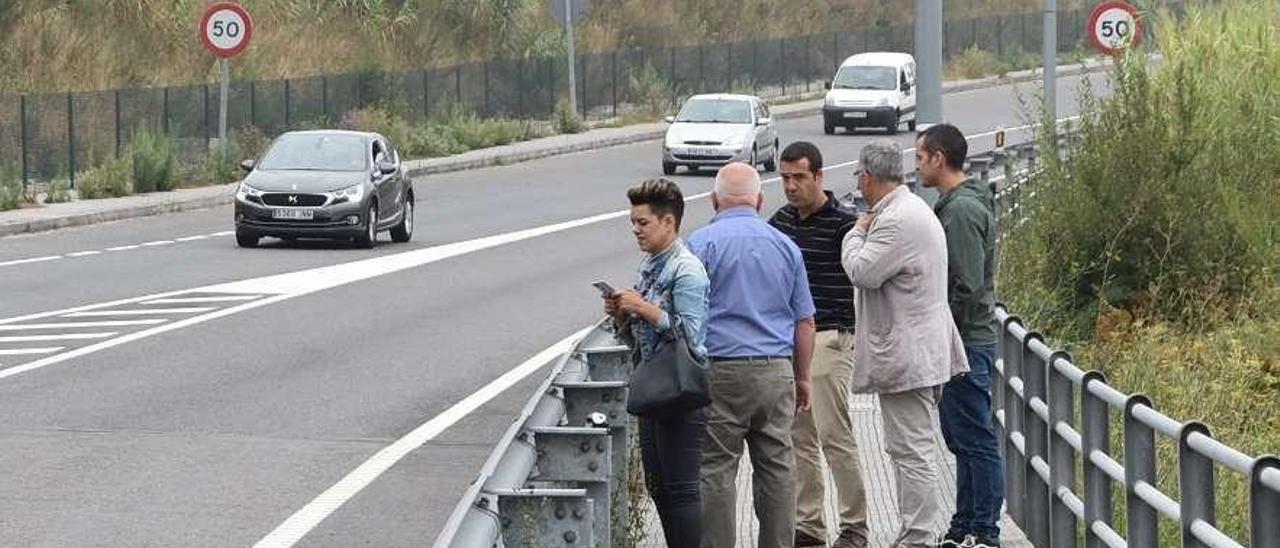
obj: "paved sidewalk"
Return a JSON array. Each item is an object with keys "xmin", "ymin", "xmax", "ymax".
[
  {"xmin": 638, "ymin": 394, "xmax": 1032, "ymax": 547},
  {"xmin": 0, "ymin": 58, "xmax": 1114, "ymax": 239}
]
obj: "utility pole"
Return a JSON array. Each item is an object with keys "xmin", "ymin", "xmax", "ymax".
[{"xmin": 914, "ymin": 0, "xmax": 943, "ymax": 129}]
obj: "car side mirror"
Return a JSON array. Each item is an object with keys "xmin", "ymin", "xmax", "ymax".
[
  {"xmin": 664, "ymin": 115, "xmax": 675, "ymax": 123},
  {"xmin": 756, "ymin": 117, "xmax": 772, "ymax": 126},
  {"xmin": 824, "ymin": 81, "xmax": 832, "ymax": 90},
  {"xmin": 239, "ymin": 159, "xmax": 255, "ymax": 172},
  {"xmin": 377, "ymin": 160, "xmax": 397, "ymax": 175}
]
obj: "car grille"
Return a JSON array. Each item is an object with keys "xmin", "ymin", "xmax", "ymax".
[
  {"xmin": 261, "ymin": 193, "xmax": 328, "ymax": 207},
  {"xmin": 682, "ymin": 140, "xmax": 722, "ymax": 145},
  {"xmin": 836, "ymin": 100, "xmax": 877, "ymax": 108}
]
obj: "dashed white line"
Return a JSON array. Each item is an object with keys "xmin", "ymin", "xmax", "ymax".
[
  {"xmin": 211, "ymin": 230, "xmax": 235, "ymax": 236},
  {"xmin": 0, "ymin": 347, "xmax": 64, "ymax": 356},
  {"xmin": 176, "ymin": 235, "xmax": 210, "ymax": 242},
  {"xmin": 0, "ymin": 320, "xmax": 168, "ymax": 330},
  {"xmin": 0, "ymin": 333, "xmax": 117, "ymax": 343},
  {"xmin": 106, "ymin": 245, "xmax": 141, "ymax": 252},
  {"xmin": 0, "ymin": 255, "xmax": 61, "ymax": 267},
  {"xmin": 3, "ymin": 230, "xmax": 232, "ymax": 268},
  {"xmin": 143, "ymin": 296, "xmax": 262, "ymax": 305},
  {"xmin": 140, "ymin": 240, "xmax": 175, "ymax": 247},
  {"xmin": 66, "ymin": 250, "xmax": 103, "ymax": 257},
  {"xmin": 63, "ymin": 308, "xmax": 215, "ymax": 317}
]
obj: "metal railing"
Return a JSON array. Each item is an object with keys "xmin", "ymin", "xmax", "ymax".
[
  {"xmin": 993, "ymin": 307, "xmax": 1280, "ymax": 548},
  {"xmin": 433, "ymin": 322, "xmax": 638, "ymax": 547}
]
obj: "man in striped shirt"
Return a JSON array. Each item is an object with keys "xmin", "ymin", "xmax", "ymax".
[{"xmin": 769, "ymin": 141, "xmax": 869, "ymax": 548}]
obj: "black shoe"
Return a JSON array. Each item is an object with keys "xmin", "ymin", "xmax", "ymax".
[
  {"xmin": 930, "ymin": 531, "xmax": 971, "ymax": 548},
  {"xmin": 970, "ymin": 535, "xmax": 1001, "ymax": 548},
  {"xmin": 795, "ymin": 530, "xmax": 827, "ymax": 547}
]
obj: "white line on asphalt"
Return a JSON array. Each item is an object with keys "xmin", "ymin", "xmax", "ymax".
[
  {"xmin": 0, "ymin": 347, "xmax": 64, "ymax": 356},
  {"xmin": 176, "ymin": 235, "xmax": 210, "ymax": 242},
  {"xmin": 66, "ymin": 250, "xmax": 103, "ymax": 257},
  {"xmin": 0, "ymin": 255, "xmax": 61, "ymax": 267},
  {"xmin": 142, "ymin": 296, "xmax": 263, "ymax": 304},
  {"xmin": 211, "ymin": 230, "xmax": 234, "ymax": 236},
  {"xmin": 0, "ymin": 320, "xmax": 168, "ymax": 330},
  {"xmin": 0, "ymin": 333, "xmax": 117, "ymax": 343},
  {"xmin": 106, "ymin": 245, "xmax": 140, "ymax": 251},
  {"xmin": 140, "ymin": 240, "xmax": 175, "ymax": 247},
  {"xmin": 252, "ymin": 327, "xmax": 593, "ymax": 548},
  {"xmin": 62, "ymin": 308, "xmax": 216, "ymax": 317}
]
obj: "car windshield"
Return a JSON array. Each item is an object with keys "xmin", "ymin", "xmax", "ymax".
[
  {"xmin": 675, "ymin": 99, "xmax": 753, "ymax": 124},
  {"xmin": 256, "ymin": 134, "xmax": 368, "ymax": 172},
  {"xmin": 831, "ymin": 65, "xmax": 899, "ymax": 91}
]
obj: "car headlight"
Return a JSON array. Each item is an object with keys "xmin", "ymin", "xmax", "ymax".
[
  {"xmin": 236, "ymin": 183, "xmax": 262, "ymax": 203},
  {"xmin": 328, "ymin": 183, "xmax": 364, "ymax": 205}
]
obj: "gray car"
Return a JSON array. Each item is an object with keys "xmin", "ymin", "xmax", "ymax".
[
  {"xmin": 234, "ymin": 130, "xmax": 414, "ymax": 248},
  {"xmin": 661, "ymin": 94, "xmax": 779, "ymax": 175}
]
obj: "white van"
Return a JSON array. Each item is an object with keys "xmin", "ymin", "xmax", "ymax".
[{"xmin": 822, "ymin": 52, "xmax": 917, "ymax": 135}]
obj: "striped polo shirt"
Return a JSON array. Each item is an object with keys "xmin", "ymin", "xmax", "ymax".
[{"xmin": 768, "ymin": 191, "xmax": 858, "ymax": 332}]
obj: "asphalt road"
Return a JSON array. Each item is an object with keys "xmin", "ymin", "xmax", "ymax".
[{"xmin": 0, "ymin": 73, "xmax": 1106, "ymax": 547}]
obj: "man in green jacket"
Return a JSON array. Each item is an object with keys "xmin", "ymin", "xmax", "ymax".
[{"xmin": 916, "ymin": 124, "xmax": 1003, "ymax": 548}]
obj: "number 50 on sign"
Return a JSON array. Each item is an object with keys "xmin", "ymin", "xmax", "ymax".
[
  {"xmin": 200, "ymin": 2, "xmax": 253, "ymax": 58},
  {"xmin": 1088, "ymin": 1, "xmax": 1142, "ymax": 56}
]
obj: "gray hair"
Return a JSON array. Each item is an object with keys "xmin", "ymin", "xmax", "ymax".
[{"xmin": 859, "ymin": 139, "xmax": 903, "ymax": 184}]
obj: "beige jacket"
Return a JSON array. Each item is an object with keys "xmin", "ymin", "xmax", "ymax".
[{"xmin": 841, "ymin": 186, "xmax": 968, "ymax": 394}]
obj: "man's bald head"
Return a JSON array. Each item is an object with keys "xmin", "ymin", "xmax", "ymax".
[{"xmin": 712, "ymin": 162, "xmax": 763, "ymax": 210}]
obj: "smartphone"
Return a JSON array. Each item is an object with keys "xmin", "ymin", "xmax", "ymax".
[{"xmin": 592, "ymin": 281, "xmax": 617, "ymax": 297}]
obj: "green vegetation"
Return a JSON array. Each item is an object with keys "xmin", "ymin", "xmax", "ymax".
[
  {"xmin": 76, "ymin": 156, "xmax": 132, "ymax": 199},
  {"xmin": 44, "ymin": 178, "xmax": 72, "ymax": 203},
  {"xmin": 0, "ymin": 164, "xmax": 22, "ymax": 211},
  {"xmin": 1000, "ymin": 1, "xmax": 1280, "ymax": 543},
  {"xmin": 128, "ymin": 129, "xmax": 177, "ymax": 193}
]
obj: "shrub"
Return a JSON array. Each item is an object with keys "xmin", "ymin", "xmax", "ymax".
[
  {"xmin": 234, "ymin": 125, "xmax": 271, "ymax": 160},
  {"xmin": 945, "ymin": 45, "xmax": 1010, "ymax": 80},
  {"xmin": 339, "ymin": 106, "xmax": 413, "ymax": 151},
  {"xmin": 554, "ymin": 99, "xmax": 586, "ymax": 134},
  {"xmin": 627, "ymin": 63, "xmax": 674, "ymax": 118},
  {"xmin": 77, "ymin": 156, "xmax": 133, "ymax": 199},
  {"xmin": 45, "ymin": 178, "xmax": 72, "ymax": 203},
  {"xmin": 0, "ymin": 165, "xmax": 21, "ymax": 211},
  {"xmin": 128, "ymin": 128, "xmax": 176, "ymax": 193},
  {"xmin": 203, "ymin": 143, "xmax": 243, "ymax": 186}
]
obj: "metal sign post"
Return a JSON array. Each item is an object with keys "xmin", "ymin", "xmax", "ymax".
[
  {"xmin": 550, "ymin": 0, "xmax": 589, "ymax": 115},
  {"xmin": 200, "ymin": 2, "xmax": 253, "ymax": 153},
  {"xmin": 914, "ymin": 0, "xmax": 943, "ymax": 130}
]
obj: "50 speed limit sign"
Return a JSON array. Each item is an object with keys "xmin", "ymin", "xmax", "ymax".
[
  {"xmin": 1088, "ymin": 1, "xmax": 1142, "ymax": 56},
  {"xmin": 200, "ymin": 2, "xmax": 253, "ymax": 58}
]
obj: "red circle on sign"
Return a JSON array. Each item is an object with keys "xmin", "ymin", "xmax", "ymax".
[
  {"xmin": 199, "ymin": 2, "xmax": 253, "ymax": 58},
  {"xmin": 1087, "ymin": 1, "xmax": 1143, "ymax": 57}
]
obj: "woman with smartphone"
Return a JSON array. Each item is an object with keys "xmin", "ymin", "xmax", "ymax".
[{"xmin": 602, "ymin": 178, "xmax": 710, "ymax": 548}]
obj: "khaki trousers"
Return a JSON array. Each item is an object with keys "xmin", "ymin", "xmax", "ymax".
[
  {"xmin": 792, "ymin": 330, "xmax": 868, "ymax": 544},
  {"xmin": 700, "ymin": 357, "xmax": 796, "ymax": 548},
  {"xmin": 879, "ymin": 385, "xmax": 946, "ymax": 547}
]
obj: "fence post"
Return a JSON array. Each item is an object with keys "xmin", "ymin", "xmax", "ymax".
[
  {"xmin": 1179, "ymin": 422, "xmax": 1216, "ymax": 548},
  {"xmin": 547, "ymin": 58, "xmax": 555, "ymax": 116},
  {"xmin": 725, "ymin": 43, "xmax": 733, "ymax": 91},
  {"xmin": 1124, "ymin": 395, "xmax": 1159, "ymax": 547},
  {"xmin": 1081, "ymin": 372, "xmax": 1113, "ymax": 548},
  {"xmin": 203, "ymin": 85, "xmax": 211, "ymax": 145},
  {"xmin": 1048, "ymin": 350, "xmax": 1078, "ymax": 548},
  {"xmin": 578, "ymin": 54, "xmax": 587, "ymax": 118},
  {"xmin": 19, "ymin": 94, "xmax": 28, "ymax": 187},
  {"xmin": 1001, "ymin": 315, "xmax": 1027, "ymax": 529},
  {"xmin": 321, "ymin": 76, "xmax": 329, "ymax": 122},
  {"xmin": 455, "ymin": 66, "xmax": 463, "ymax": 106},
  {"xmin": 805, "ymin": 34, "xmax": 812, "ymax": 92},
  {"xmin": 1022, "ymin": 333, "xmax": 1051, "ymax": 548},
  {"xmin": 832, "ymin": 32, "xmax": 839, "ymax": 68},
  {"xmin": 162, "ymin": 87, "xmax": 170, "ymax": 136},
  {"xmin": 283, "ymin": 79, "xmax": 291, "ymax": 129},
  {"xmin": 114, "ymin": 90, "xmax": 122, "ymax": 159},
  {"xmin": 697, "ymin": 44, "xmax": 705, "ymax": 94},
  {"xmin": 1252, "ymin": 457, "xmax": 1280, "ymax": 548},
  {"xmin": 997, "ymin": 15, "xmax": 1004, "ymax": 57},
  {"xmin": 249, "ymin": 81, "xmax": 257, "ymax": 128},
  {"xmin": 483, "ymin": 61, "xmax": 491, "ymax": 116},
  {"xmin": 422, "ymin": 69, "xmax": 430, "ymax": 121},
  {"xmin": 611, "ymin": 50, "xmax": 618, "ymax": 118},
  {"xmin": 669, "ymin": 47, "xmax": 677, "ymax": 109},
  {"xmin": 780, "ymin": 38, "xmax": 787, "ymax": 96},
  {"xmin": 67, "ymin": 93, "xmax": 76, "ymax": 189},
  {"xmin": 752, "ymin": 40, "xmax": 760, "ymax": 94}
]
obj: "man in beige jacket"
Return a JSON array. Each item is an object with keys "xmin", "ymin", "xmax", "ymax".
[{"xmin": 840, "ymin": 139, "xmax": 969, "ymax": 548}]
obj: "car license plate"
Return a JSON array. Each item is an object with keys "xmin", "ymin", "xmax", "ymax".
[
  {"xmin": 685, "ymin": 147, "xmax": 716, "ymax": 157},
  {"xmin": 272, "ymin": 209, "xmax": 314, "ymax": 220},
  {"xmin": 844, "ymin": 111, "xmax": 868, "ymax": 119}
]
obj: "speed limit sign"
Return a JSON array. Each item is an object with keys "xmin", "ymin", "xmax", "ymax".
[
  {"xmin": 1088, "ymin": 1, "xmax": 1142, "ymax": 56},
  {"xmin": 200, "ymin": 2, "xmax": 253, "ymax": 58}
]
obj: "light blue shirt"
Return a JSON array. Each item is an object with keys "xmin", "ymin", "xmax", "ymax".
[{"xmin": 687, "ymin": 206, "xmax": 816, "ymax": 358}]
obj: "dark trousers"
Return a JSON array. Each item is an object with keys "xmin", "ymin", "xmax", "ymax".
[
  {"xmin": 640, "ymin": 407, "xmax": 706, "ymax": 548},
  {"xmin": 940, "ymin": 344, "xmax": 1006, "ymax": 539}
]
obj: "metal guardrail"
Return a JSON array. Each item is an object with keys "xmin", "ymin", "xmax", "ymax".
[
  {"xmin": 433, "ymin": 322, "xmax": 637, "ymax": 547},
  {"xmin": 993, "ymin": 307, "xmax": 1280, "ymax": 548}
]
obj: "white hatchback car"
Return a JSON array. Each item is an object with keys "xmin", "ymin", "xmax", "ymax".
[{"xmin": 661, "ymin": 94, "xmax": 779, "ymax": 175}]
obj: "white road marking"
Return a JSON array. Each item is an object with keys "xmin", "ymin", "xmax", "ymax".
[
  {"xmin": 211, "ymin": 230, "xmax": 235, "ymax": 236},
  {"xmin": 0, "ymin": 347, "xmax": 64, "ymax": 356},
  {"xmin": 66, "ymin": 250, "xmax": 103, "ymax": 257},
  {"xmin": 140, "ymin": 240, "xmax": 175, "ymax": 247},
  {"xmin": 0, "ymin": 320, "xmax": 168, "ymax": 330},
  {"xmin": 0, "ymin": 255, "xmax": 61, "ymax": 267},
  {"xmin": 63, "ymin": 308, "xmax": 216, "ymax": 317},
  {"xmin": 252, "ymin": 327, "xmax": 593, "ymax": 548},
  {"xmin": 142, "ymin": 296, "xmax": 263, "ymax": 304},
  {"xmin": 0, "ymin": 333, "xmax": 116, "ymax": 343},
  {"xmin": 176, "ymin": 235, "xmax": 210, "ymax": 242},
  {"xmin": 106, "ymin": 245, "xmax": 140, "ymax": 251}
]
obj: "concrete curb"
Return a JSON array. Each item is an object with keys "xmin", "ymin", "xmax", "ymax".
[{"xmin": 0, "ymin": 59, "xmax": 1113, "ymax": 239}]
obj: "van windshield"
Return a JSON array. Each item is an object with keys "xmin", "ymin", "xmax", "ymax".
[{"xmin": 832, "ymin": 65, "xmax": 899, "ymax": 91}]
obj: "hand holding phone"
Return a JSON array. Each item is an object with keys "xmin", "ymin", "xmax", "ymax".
[{"xmin": 592, "ymin": 281, "xmax": 617, "ymax": 298}]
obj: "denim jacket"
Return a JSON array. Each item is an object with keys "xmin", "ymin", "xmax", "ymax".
[{"xmin": 616, "ymin": 239, "xmax": 710, "ymax": 364}]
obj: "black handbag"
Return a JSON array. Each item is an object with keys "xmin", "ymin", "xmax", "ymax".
[{"xmin": 625, "ymin": 288, "xmax": 711, "ymax": 417}]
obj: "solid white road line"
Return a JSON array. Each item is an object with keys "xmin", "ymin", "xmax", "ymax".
[
  {"xmin": 252, "ymin": 327, "xmax": 592, "ymax": 548},
  {"xmin": 0, "ymin": 255, "xmax": 62, "ymax": 268},
  {"xmin": 0, "ymin": 320, "xmax": 168, "ymax": 330},
  {"xmin": 211, "ymin": 231, "xmax": 235, "ymax": 236},
  {"xmin": 63, "ymin": 308, "xmax": 216, "ymax": 317},
  {"xmin": 0, "ymin": 347, "xmax": 64, "ymax": 356},
  {"xmin": 143, "ymin": 296, "xmax": 263, "ymax": 304},
  {"xmin": 0, "ymin": 333, "xmax": 116, "ymax": 343}
]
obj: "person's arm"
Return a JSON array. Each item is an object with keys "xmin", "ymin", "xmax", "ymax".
[
  {"xmin": 792, "ymin": 316, "xmax": 815, "ymax": 413},
  {"xmin": 841, "ymin": 213, "xmax": 907, "ymax": 289},
  {"xmin": 942, "ymin": 200, "xmax": 987, "ymax": 325}
]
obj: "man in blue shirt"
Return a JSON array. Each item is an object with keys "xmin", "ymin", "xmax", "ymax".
[{"xmin": 688, "ymin": 161, "xmax": 817, "ymax": 548}]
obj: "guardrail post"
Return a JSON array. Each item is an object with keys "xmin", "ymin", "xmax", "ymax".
[
  {"xmin": 1081, "ymin": 371, "xmax": 1113, "ymax": 548},
  {"xmin": 1251, "ymin": 456, "xmax": 1280, "ymax": 548},
  {"xmin": 1022, "ymin": 332, "xmax": 1051, "ymax": 547},
  {"xmin": 1047, "ymin": 350, "xmax": 1078, "ymax": 548},
  {"xmin": 559, "ymin": 380, "xmax": 629, "ymax": 544},
  {"xmin": 494, "ymin": 488, "xmax": 595, "ymax": 546},
  {"xmin": 581, "ymin": 346, "xmax": 630, "ymax": 382},
  {"xmin": 1124, "ymin": 395, "xmax": 1159, "ymax": 547},
  {"xmin": 1000, "ymin": 314, "xmax": 1027, "ymax": 529},
  {"xmin": 1178, "ymin": 422, "xmax": 1215, "ymax": 548},
  {"xmin": 531, "ymin": 426, "xmax": 613, "ymax": 547},
  {"xmin": 969, "ymin": 154, "xmax": 994, "ymax": 186}
]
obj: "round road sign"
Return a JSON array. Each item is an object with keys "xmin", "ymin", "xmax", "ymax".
[
  {"xmin": 1088, "ymin": 1, "xmax": 1142, "ymax": 56},
  {"xmin": 200, "ymin": 3, "xmax": 253, "ymax": 58}
]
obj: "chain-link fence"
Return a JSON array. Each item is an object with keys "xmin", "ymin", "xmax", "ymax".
[{"xmin": 2, "ymin": 8, "xmax": 1103, "ymax": 190}]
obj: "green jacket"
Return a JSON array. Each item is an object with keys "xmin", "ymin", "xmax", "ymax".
[{"xmin": 934, "ymin": 178, "xmax": 998, "ymax": 346}]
